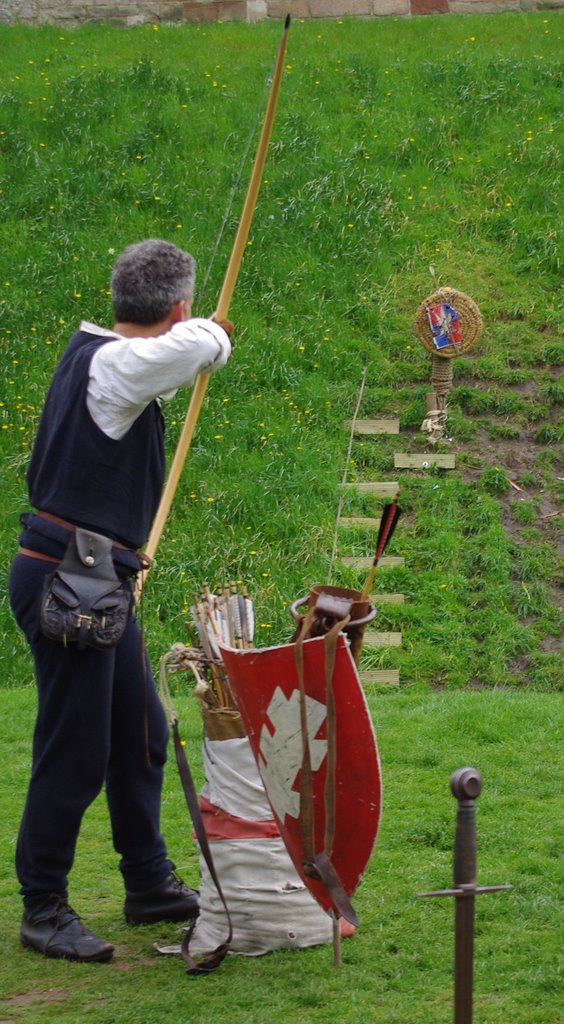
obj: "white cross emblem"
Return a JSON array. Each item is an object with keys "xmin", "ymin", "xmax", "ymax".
[{"xmin": 258, "ymin": 686, "xmax": 327, "ymax": 823}]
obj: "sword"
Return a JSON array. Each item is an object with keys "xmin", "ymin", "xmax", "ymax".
[{"xmin": 419, "ymin": 768, "xmax": 512, "ymax": 1023}]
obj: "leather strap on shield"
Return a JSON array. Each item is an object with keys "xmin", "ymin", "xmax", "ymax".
[
  {"xmin": 318, "ymin": 615, "xmax": 359, "ymax": 928},
  {"xmin": 312, "ymin": 851, "xmax": 359, "ymax": 927},
  {"xmin": 293, "ymin": 610, "xmax": 360, "ymax": 928},
  {"xmin": 171, "ymin": 721, "xmax": 233, "ymax": 975},
  {"xmin": 294, "ymin": 605, "xmax": 316, "ymax": 864},
  {"xmin": 321, "ymin": 615, "xmax": 347, "ymax": 859}
]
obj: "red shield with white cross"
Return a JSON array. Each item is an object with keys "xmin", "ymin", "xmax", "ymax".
[{"xmin": 219, "ymin": 635, "xmax": 382, "ymax": 920}]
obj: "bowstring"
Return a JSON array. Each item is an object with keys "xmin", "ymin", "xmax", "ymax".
[{"xmin": 198, "ymin": 54, "xmax": 278, "ymax": 310}]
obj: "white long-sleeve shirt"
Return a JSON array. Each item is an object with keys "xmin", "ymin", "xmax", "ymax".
[{"xmin": 81, "ymin": 318, "xmax": 231, "ymax": 440}]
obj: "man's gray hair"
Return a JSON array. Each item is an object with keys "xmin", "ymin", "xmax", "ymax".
[{"xmin": 111, "ymin": 239, "xmax": 196, "ymax": 325}]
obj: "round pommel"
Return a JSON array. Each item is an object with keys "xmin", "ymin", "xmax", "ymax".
[{"xmin": 450, "ymin": 766, "xmax": 482, "ymax": 801}]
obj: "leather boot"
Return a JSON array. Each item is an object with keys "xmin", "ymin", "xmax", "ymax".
[
  {"xmin": 124, "ymin": 873, "xmax": 199, "ymax": 924},
  {"xmin": 21, "ymin": 896, "xmax": 114, "ymax": 962}
]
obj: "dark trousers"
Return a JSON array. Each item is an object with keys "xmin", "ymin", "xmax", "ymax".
[{"xmin": 9, "ymin": 553, "xmax": 172, "ymax": 905}]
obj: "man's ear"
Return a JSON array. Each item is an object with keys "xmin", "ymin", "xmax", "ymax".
[{"xmin": 170, "ymin": 300, "xmax": 185, "ymax": 324}]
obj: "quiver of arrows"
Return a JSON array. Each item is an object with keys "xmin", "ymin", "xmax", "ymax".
[
  {"xmin": 289, "ymin": 584, "xmax": 376, "ymax": 667},
  {"xmin": 189, "ymin": 583, "xmax": 254, "ymax": 739}
]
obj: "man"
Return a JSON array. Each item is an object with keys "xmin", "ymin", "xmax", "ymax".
[{"xmin": 9, "ymin": 239, "xmax": 232, "ymax": 963}]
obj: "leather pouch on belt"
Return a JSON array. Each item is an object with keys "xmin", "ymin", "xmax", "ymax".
[{"xmin": 39, "ymin": 527, "xmax": 131, "ymax": 650}]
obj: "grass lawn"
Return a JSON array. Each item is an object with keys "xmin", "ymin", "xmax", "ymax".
[
  {"xmin": 0, "ymin": 686, "xmax": 562, "ymax": 1023},
  {"xmin": 0, "ymin": 11, "xmax": 562, "ymax": 1023}
]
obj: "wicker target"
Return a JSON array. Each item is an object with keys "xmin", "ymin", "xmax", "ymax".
[{"xmin": 415, "ymin": 287, "xmax": 483, "ymax": 359}]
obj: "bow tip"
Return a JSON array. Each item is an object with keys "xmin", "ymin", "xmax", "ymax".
[{"xmin": 284, "ymin": 12, "xmax": 291, "ymax": 28}]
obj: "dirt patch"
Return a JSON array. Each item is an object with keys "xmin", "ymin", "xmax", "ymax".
[
  {"xmin": 1, "ymin": 989, "xmax": 69, "ymax": 1008},
  {"xmin": 107, "ymin": 945, "xmax": 160, "ymax": 971},
  {"xmin": 506, "ymin": 654, "xmax": 532, "ymax": 676},
  {"xmin": 540, "ymin": 634, "xmax": 563, "ymax": 652},
  {"xmin": 457, "ymin": 422, "xmax": 552, "ymax": 472},
  {"xmin": 451, "ymin": 414, "xmax": 563, "ymax": 541}
]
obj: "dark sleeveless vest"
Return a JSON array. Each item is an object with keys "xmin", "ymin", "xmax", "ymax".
[{"xmin": 27, "ymin": 329, "xmax": 165, "ymax": 549}]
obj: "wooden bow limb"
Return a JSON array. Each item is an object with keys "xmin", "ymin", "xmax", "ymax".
[{"xmin": 137, "ymin": 17, "xmax": 291, "ymax": 595}]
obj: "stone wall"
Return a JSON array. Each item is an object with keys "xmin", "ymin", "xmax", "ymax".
[{"xmin": 0, "ymin": 0, "xmax": 560, "ymax": 24}]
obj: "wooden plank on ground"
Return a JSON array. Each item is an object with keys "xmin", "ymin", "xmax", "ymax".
[
  {"xmin": 363, "ymin": 631, "xmax": 402, "ymax": 648},
  {"xmin": 394, "ymin": 453, "xmax": 455, "ymax": 469},
  {"xmin": 361, "ymin": 670, "xmax": 400, "ymax": 686},
  {"xmin": 342, "ymin": 481, "xmax": 399, "ymax": 497},
  {"xmin": 345, "ymin": 418, "xmax": 400, "ymax": 435},
  {"xmin": 340, "ymin": 555, "xmax": 404, "ymax": 569},
  {"xmin": 371, "ymin": 593, "xmax": 405, "ymax": 605}
]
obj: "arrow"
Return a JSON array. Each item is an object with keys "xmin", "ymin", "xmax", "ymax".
[{"xmin": 360, "ymin": 498, "xmax": 402, "ymax": 602}]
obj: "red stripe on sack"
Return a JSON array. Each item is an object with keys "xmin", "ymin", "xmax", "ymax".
[{"xmin": 199, "ymin": 796, "xmax": 280, "ymax": 841}]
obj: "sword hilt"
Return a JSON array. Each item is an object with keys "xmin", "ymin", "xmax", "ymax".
[{"xmin": 451, "ymin": 766, "xmax": 482, "ymax": 887}]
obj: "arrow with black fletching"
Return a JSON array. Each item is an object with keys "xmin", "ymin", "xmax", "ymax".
[{"xmin": 360, "ymin": 498, "xmax": 402, "ymax": 602}]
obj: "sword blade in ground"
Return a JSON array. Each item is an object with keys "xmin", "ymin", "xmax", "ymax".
[{"xmin": 418, "ymin": 767, "xmax": 512, "ymax": 1024}]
